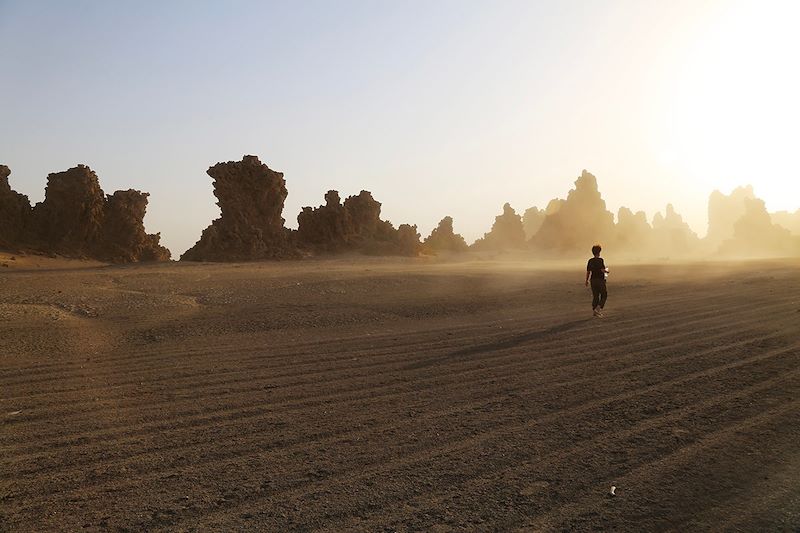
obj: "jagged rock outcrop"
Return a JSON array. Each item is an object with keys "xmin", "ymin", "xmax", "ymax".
[
  {"xmin": 182, "ymin": 155, "xmax": 295, "ymax": 261},
  {"xmin": 615, "ymin": 207, "xmax": 652, "ymax": 254},
  {"xmin": 707, "ymin": 186, "xmax": 756, "ymax": 247},
  {"xmin": 297, "ymin": 189, "xmax": 420, "ymax": 256},
  {"xmin": 97, "ymin": 190, "xmax": 171, "ymax": 262},
  {"xmin": 719, "ymin": 198, "xmax": 799, "ymax": 256},
  {"xmin": 342, "ymin": 190, "xmax": 386, "ymax": 244},
  {"xmin": 472, "ymin": 203, "xmax": 526, "ymax": 251},
  {"xmin": 771, "ymin": 209, "xmax": 800, "ymax": 235},
  {"xmin": 522, "ymin": 207, "xmax": 545, "ymax": 240},
  {"xmin": 296, "ymin": 190, "xmax": 349, "ymax": 252},
  {"xmin": 31, "ymin": 165, "xmax": 106, "ymax": 256},
  {"xmin": 0, "ymin": 164, "xmax": 169, "ymax": 262},
  {"xmin": 532, "ymin": 170, "xmax": 615, "ymax": 254},
  {"xmin": 652, "ymin": 204, "xmax": 700, "ymax": 256},
  {"xmin": 0, "ymin": 165, "xmax": 32, "ymax": 248},
  {"xmin": 394, "ymin": 224, "xmax": 423, "ymax": 256},
  {"xmin": 422, "ymin": 216, "xmax": 468, "ymax": 253},
  {"xmin": 706, "ymin": 186, "xmax": 800, "ymax": 254},
  {"xmin": 545, "ymin": 198, "xmax": 565, "ymax": 215}
]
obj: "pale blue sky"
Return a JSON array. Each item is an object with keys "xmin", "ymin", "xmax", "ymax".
[{"xmin": 2, "ymin": 0, "xmax": 798, "ymax": 254}]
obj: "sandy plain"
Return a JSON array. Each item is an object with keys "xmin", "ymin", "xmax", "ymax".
[{"xmin": 1, "ymin": 255, "xmax": 799, "ymax": 531}]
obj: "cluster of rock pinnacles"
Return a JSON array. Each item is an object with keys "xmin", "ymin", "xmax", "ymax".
[
  {"xmin": 0, "ymin": 164, "xmax": 170, "ymax": 262},
  {"xmin": 180, "ymin": 155, "xmax": 435, "ymax": 261},
  {"xmin": 2, "ymin": 156, "xmax": 796, "ymax": 263},
  {"xmin": 0, "ymin": 156, "xmax": 467, "ymax": 263}
]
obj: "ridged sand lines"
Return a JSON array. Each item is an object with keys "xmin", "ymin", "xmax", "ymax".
[
  {"xmin": 8, "ymin": 340, "xmax": 798, "ymax": 520},
  {"xmin": 5, "ymin": 297, "xmax": 792, "ymax": 458}
]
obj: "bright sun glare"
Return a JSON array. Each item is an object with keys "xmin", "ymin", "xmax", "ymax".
[{"xmin": 659, "ymin": 0, "xmax": 800, "ymax": 207}]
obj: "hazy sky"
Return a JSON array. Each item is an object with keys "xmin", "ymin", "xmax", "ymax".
[{"xmin": 2, "ymin": 0, "xmax": 798, "ymax": 255}]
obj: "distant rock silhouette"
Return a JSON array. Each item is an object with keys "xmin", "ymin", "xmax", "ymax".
[
  {"xmin": 532, "ymin": 170, "xmax": 615, "ymax": 253},
  {"xmin": 522, "ymin": 207, "xmax": 545, "ymax": 240},
  {"xmin": 342, "ymin": 190, "xmax": 388, "ymax": 246},
  {"xmin": 706, "ymin": 185, "xmax": 800, "ymax": 254},
  {"xmin": 422, "ymin": 216, "xmax": 468, "ymax": 253},
  {"xmin": 719, "ymin": 197, "xmax": 799, "ymax": 256},
  {"xmin": 0, "ymin": 164, "xmax": 169, "ymax": 262},
  {"xmin": 394, "ymin": 224, "xmax": 423, "ymax": 256},
  {"xmin": 771, "ymin": 209, "xmax": 800, "ymax": 235},
  {"xmin": 707, "ymin": 186, "xmax": 756, "ymax": 247},
  {"xmin": 544, "ymin": 198, "xmax": 565, "ymax": 215},
  {"xmin": 0, "ymin": 165, "xmax": 31, "ymax": 249},
  {"xmin": 472, "ymin": 203, "xmax": 526, "ymax": 251},
  {"xmin": 98, "ymin": 190, "xmax": 171, "ymax": 262},
  {"xmin": 31, "ymin": 165, "xmax": 107, "ymax": 256},
  {"xmin": 297, "ymin": 189, "xmax": 420, "ymax": 256},
  {"xmin": 615, "ymin": 207, "xmax": 652, "ymax": 254},
  {"xmin": 652, "ymin": 204, "xmax": 700, "ymax": 255},
  {"xmin": 182, "ymin": 155, "xmax": 295, "ymax": 261},
  {"xmin": 296, "ymin": 190, "xmax": 349, "ymax": 252}
]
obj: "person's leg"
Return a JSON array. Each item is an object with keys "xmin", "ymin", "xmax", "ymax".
[
  {"xmin": 591, "ymin": 283, "xmax": 600, "ymax": 309},
  {"xmin": 590, "ymin": 279, "xmax": 605, "ymax": 316},
  {"xmin": 599, "ymin": 281, "xmax": 608, "ymax": 309}
]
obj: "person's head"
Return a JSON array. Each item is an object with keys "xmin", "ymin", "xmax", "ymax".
[{"xmin": 591, "ymin": 244, "xmax": 602, "ymax": 257}]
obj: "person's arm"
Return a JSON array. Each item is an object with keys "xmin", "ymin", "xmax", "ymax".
[{"xmin": 585, "ymin": 269, "xmax": 591, "ymax": 286}]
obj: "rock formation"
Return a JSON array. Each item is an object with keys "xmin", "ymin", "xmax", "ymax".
[
  {"xmin": 0, "ymin": 165, "xmax": 31, "ymax": 249},
  {"xmin": 771, "ymin": 209, "xmax": 800, "ymax": 235},
  {"xmin": 422, "ymin": 216, "xmax": 468, "ymax": 253},
  {"xmin": 719, "ymin": 197, "xmax": 799, "ymax": 256},
  {"xmin": 706, "ymin": 185, "xmax": 800, "ymax": 255},
  {"xmin": 651, "ymin": 204, "xmax": 700, "ymax": 256},
  {"xmin": 0, "ymin": 163, "xmax": 169, "ymax": 262},
  {"xmin": 471, "ymin": 203, "xmax": 526, "ymax": 251},
  {"xmin": 30, "ymin": 165, "xmax": 107, "ymax": 256},
  {"xmin": 182, "ymin": 155, "xmax": 295, "ymax": 261},
  {"xmin": 296, "ymin": 190, "xmax": 349, "ymax": 252},
  {"xmin": 342, "ymin": 190, "xmax": 386, "ymax": 245},
  {"xmin": 522, "ymin": 207, "xmax": 545, "ymax": 240},
  {"xmin": 394, "ymin": 224, "xmax": 423, "ymax": 257},
  {"xmin": 544, "ymin": 198, "xmax": 565, "ymax": 215},
  {"xmin": 297, "ymin": 189, "xmax": 421, "ymax": 256},
  {"xmin": 532, "ymin": 170, "xmax": 615, "ymax": 254},
  {"xmin": 97, "ymin": 190, "xmax": 171, "ymax": 262},
  {"xmin": 615, "ymin": 207, "xmax": 652, "ymax": 254},
  {"xmin": 707, "ymin": 186, "xmax": 756, "ymax": 247}
]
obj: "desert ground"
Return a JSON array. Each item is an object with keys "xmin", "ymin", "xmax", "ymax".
[{"xmin": 1, "ymin": 255, "xmax": 799, "ymax": 532}]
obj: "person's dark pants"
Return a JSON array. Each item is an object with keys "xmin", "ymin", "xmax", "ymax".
[{"xmin": 591, "ymin": 278, "xmax": 607, "ymax": 309}]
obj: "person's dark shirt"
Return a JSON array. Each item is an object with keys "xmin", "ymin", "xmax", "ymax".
[{"xmin": 587, "ymin": 257, "xmax": 606, "ymax": 281}]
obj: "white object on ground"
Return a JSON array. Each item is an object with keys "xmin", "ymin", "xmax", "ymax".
[{"xmin": 610, "ymin": 485, "xmax": 616, "ymax": 496}]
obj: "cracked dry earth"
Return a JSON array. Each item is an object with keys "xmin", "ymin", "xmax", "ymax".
[{"xmin": 1, "ymin": 258, "xmax": 799, "ymax": 532}]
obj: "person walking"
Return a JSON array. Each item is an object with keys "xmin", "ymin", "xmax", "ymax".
[{"xmin": 585, "ymin": 244, "xmax": 609, "ymax": 317}]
